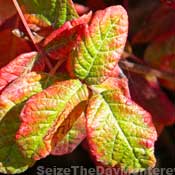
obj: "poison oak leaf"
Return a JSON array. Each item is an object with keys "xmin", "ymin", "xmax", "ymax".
[
  {"xmin": 43, "ymin": 11, "xmax": 92, "ymax": 46},
  {"xmin": 55, "ymin": 0, "xmax": 79, "ymax": 27},
  {"xmin": 44, "ymin": 24, "xmax": 86, "ymax": 60},
  {"xmin": 132, "ymin": 5, "xmax": 175, "ymax": 44},
  {"xmin": 74, "ymin": 3, "xmax": 90, "ymax": 15},
  {"xmin": 23, "ymin": 14, "xmax": 54, "ymax": 38},
  {"xmin": 43, "ymin": 12, "xmax": 92, "ymax": 60},
  {"xmin": 161, "ymin": 0, "xmax": 175, "ymax": 9},
  {"xmin": 127, "ymin": 72, "xmax": 175, "ymax": 132},
  {"xmin": 0, "ymin": 104, "xmax": 34, "ymax": 174},
  {"xmin": 0, "ymin": 72, "xmax": 57, "ymax": 174},
  {"xmin": 0, "ymin": 52, "xmax": 38, "ymax": 93},
  {"xmin": 0, "ymin": 72, "xmax": 58, "ymax": 121},
  {"xmin": 16, "ymin": 80, "xmax": 89, "ymax": 160},
  {"xmin": 19, "ymin": 0, "xmax": 78, "ymax": 28},
  {"xmin": 24, "ymin": 14, "xmax": 51, "ymax": 28},
  {"xmin": 0, "ymin": 1, "xmax": 165, "ymax": 174},
  {"xmin": 0, "ymin": 0, "xmax": 16, "ymax": 26},
  {"xmin": 144, "ymin": 35, "xmax": 175, "ymax": 90},
  {"xmin": 67, "ymin": 5, "xmax": 128, "ymax": 85},
  {"xmin": 86, "ymin": 90, "xmax": 157, "ymax": 173},
  {"xmin": 51, "ymin": 102, "xmax": 87, "ymax": 155},
  {"xmin": 0, "ymin": 28, "xmax": 32, "ymax": 68}
]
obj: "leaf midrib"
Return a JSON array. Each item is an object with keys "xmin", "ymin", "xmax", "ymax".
[
  {"xmin": 101, "ymin": 94, "xmax": 142, "ymax": 167},
  {"xmin": 83, "ymin": 16, "xmax": 121, "ymax": 80}
]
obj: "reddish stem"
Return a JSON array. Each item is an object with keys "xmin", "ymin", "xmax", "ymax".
[
  {"xmin": 123, "ymin": 51, "xmax": 144, "ymax": 64},
  {"xmin": 12, "ymin": 0, "xmax": 53, "ymax": 70},
  {"xmin": 49, "ymin": 59, "xmax": 66, "ymax": 75},
  {"xmin": 119, "ymin": 60, "xmax": 175, "ymax": 82}
]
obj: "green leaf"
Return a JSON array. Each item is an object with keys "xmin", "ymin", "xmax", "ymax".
[
  {"xmin": 19, "ymin": 0, "xmax": 78, "ymax": 28},
  {"xmin": 56, "ymin": 0, "xmax": 79, "ymax": 27},
  {"xmin": 0, "ymin": 72, "xmax": 56, "ymax": 174},
  {"xmin": 86, "ymin": 90, "xmax": 157, "ymax": 173},
  {"xmin": 16, "ymin": 80, "xmax": 89, "ymax": 160},
  {"xmin": 51, "ymin": 102, "xmax": 86, "ymax": 155},
  {"xmin": 0, "ymin": 104, "xmax": 34, "ymax": 174},
  {"xmin": 67, "ymin": 5, "xmax": 128, "ymax": 85}
]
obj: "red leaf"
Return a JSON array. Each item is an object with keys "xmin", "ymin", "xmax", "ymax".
[
  {"xmin": 32, "ymin": 56, "xmax": 46, "ymax": 72},
  {"xmin": 0, "ymin": 29, "xmax": 32, "ymax": 67},
  {"xmin": 74, "ymin": 3, "xmax": 90, "ymax": 15},
  {"xmin": 0, "ymin": 14, "xmax": 33, "ymax": 68},
  {"xmin": 0, "ymin": 0, "xmax": 16, "ymax": 26},
  {"xmin": 127, "ymin": 72, "xmax": 175, "ymax": 130},
  {"xmin": 43, "ymin": 12, "xmax": 92, "ymax": 60},
  {"xmin": 132, "ymin": 5, "xmax": 175, "ymax": 44},
  {"xmin": 44, "ymin": 24, "xmax": 86, "ymax": 60},
  {"xmin": 43, "ymin": 12, "xmax": 92, "ymax": 46},
  {"xmin": 144, "ymin": 34, "xmax": 175, "ymax": 91},
  {"xmin": 161, "ymin": 0, "xmax": 175, "ymax": 9},
  {"xmin": 0, "ymin": 52, "xmax": 38, "ymax": 93},
  {"xmin": 51, "ymin": 103, "xmax": 86, "ymax": 155},
  {"xmin": 158, "ymin": 55, "xmax": 175, "ymax": 91},
  {"xmin": 24, "ymin": 14, "xmax": 54, "ymax": 39}
]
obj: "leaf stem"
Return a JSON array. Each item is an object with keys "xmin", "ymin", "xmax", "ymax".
[
  {"xmin": 49, "ymin": 59, "xmax": 66, "ymax": 75},
  {"xmin": 123, "ymin": 51, "xmax": 144, "ymax": 64},
  {"xmin": 119, "ymin": 60, "xmax": 175, "ymax": 82},
  {"xmin": 12, "ymin": 0, "xmax": 53, "ymax": 70},
  {"xmin": 12, "ymin": 0, "xmax": 37, "ymax": 44}
]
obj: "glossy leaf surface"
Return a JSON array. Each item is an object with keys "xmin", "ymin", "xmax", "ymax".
[
  {"xmin": 87, "ymin": 90, "xmax": 157, "ymax": 173},
  {"xmin": 68, "ymin": 6, "xmax": 128, "ymax": 85},
  {"xmin": 0, "ymin": 72, "xmax": 57, "ymax": 174},
  {"xmin": 16, "ymin": 80, "xmax": 89, "ymax": 160}
]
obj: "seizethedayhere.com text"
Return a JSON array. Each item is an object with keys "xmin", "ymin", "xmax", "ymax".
[{"xmin": 36, "ymin": 166, "xmax": 175, "ymax": 175}]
